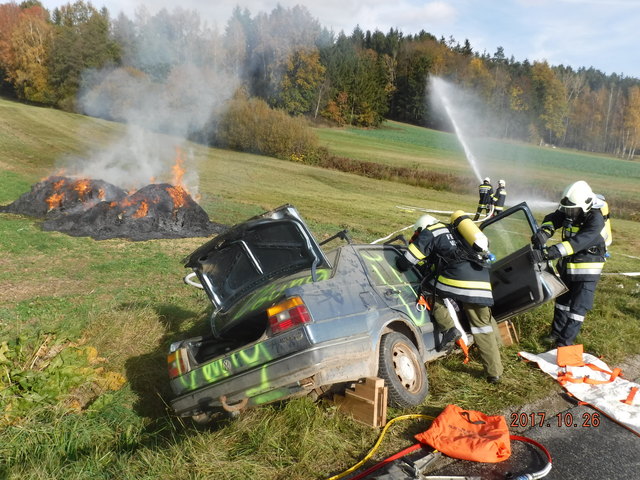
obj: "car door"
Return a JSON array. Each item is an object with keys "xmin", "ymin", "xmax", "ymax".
[
  {"xmin": 480, "ymin": 202, "xmax": 567, "ymax": 321},
  {"xmin": 356, "ymin": 245, "xmax": 431, "ymax": 329}
]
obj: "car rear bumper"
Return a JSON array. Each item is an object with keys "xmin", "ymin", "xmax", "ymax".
[{"xmin": 170, "ymin": 333, "xmax": 373, "ymax": 416}]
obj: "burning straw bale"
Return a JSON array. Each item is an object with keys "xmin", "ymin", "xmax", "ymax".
[
  {"xmin": 1, "ymin": 176, "xmax": 226, "ymax": 241},
  {"xmin": 1, "ymin": 175, "xmax": 127, "ymax": 218}
]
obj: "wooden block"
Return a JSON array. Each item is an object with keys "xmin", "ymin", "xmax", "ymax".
[
  {"xmin": 498, "ymin": 320, "xmax": 519, "ymax": 346},
  {"xmin": 334, "ymin": 377, "xmax": 387, "ymax": 427}
]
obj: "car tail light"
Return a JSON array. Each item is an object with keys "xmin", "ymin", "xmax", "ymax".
[
  {"xmin": 167, "ymin": 348, "xmax": 190, "ymax": 379},
  {"xmin": 267, "ymin": 296, "xmax": 312, "ymax": 335}
]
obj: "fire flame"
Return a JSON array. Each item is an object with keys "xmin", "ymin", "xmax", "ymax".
[
  {"xmin": 46, "ymin": 192, "xmax": 64, "ymax": 210},
  {"xmin": 172, "ymin": 147, "xmax": 186, "ymax": 188},
  {"xmin": 166, "ymin": 185, "xmax": 188, "ymax": 209},
  {"xmin": 133, "ymin": 201, "xmax": 149, "ymax": 218},
  {"xmin": 73, "ymin": 179, "xmax": 91, "ymax": 199}
]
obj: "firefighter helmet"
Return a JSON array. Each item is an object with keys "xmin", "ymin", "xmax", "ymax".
[
  {"xmin": 414, "ymin": 214, "xmax": 438, "ymax": 231},
  {"xmin": 498, "ymin": 179, "xmax": 505, "ymax": 187},
  {"xmin": 559, "ymin": 180, "xmax": 594, "ymax": 219},
  {"xmin": 483, "ymin": 177, "xmax": 491, "ymax": 183}
]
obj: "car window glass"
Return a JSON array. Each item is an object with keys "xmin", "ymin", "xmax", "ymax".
[
  {"xmin": 359, "ymin": 247, "xmax": 421, "ymax": 286},
  {"xmin": 481, "ymin": 207, "xmax": 535, "ymax": 262}
]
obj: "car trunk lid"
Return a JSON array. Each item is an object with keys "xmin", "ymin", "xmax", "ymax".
[{"xmin": 185, "ymin": 204, "xmax": 332, "ymax": 334}]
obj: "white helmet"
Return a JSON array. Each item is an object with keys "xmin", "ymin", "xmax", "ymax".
[
  {"xmin": 498, "ymin": 179, "xmax": 505, "ymax": 187},
  {"xmin": 559, "ymin": 180, "xmax": 594, "ymax": 219},
  {"xmin": 483, "ymin": 177, "xmax": 491, "ymax": 183},
  {"xmin": 414, "ymin": 214, "xmax": 438, "ymax": 231}
]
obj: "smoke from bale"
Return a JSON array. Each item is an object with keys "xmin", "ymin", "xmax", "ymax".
[{"xmin": 58, "ymin": 7, "xmax": 241, "ymax": 194}]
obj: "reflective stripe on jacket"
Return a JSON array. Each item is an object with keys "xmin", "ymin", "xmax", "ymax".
[
  {"xmin": 404, "ymin": 222, "xmax": 494, "ymax": 306},
  {"xmin": 491, "ymin": 187, "xmax": 507, "ymax": 211},
  {"xmin": 478, "ymin": 183, "xmax": 493, "ymax": 207},
  {"xmin": 541, "ymin": 208, "xmax": 606, "ymax": 281}
]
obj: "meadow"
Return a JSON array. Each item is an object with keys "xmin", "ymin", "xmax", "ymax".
[{"xmin": 1, "ymin": 97, "xmax": 639, "ymax": 479}]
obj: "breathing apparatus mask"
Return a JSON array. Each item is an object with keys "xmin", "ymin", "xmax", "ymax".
[{"xmin": 558, "ymin": 180, "xmax": 594, "ymax": 224}]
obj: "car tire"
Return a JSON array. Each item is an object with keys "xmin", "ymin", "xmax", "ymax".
[{"xmin": 378, "ymin": 332, "xmax": 429, "ymax": 408}]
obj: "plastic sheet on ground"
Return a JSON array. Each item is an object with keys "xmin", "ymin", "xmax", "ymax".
[{"xmin": 519, "ymin": 349, "xmax": 640, "ymax": 436}]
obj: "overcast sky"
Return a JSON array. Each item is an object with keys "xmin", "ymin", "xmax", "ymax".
[{"xmin": 39, "ymin": 0, "xmax": 640, "ymax": 78}]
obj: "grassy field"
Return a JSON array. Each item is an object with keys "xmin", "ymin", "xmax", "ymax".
[
  {"xmin": 1, "ymin": 97, "xmax": 640, "ymax": 479},
  {"xmin": 316, "ymin": 121, "xmax": 640, "ymax": 213}
]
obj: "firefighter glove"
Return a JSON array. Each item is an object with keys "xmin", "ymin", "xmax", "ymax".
[
  {"xmin": 528, "ymin": 248, "xmax": 545, "ymax": 264},
  {"xmin": 531, "ymin": 229, "xmax": 550, "ymax": 248},
  {"xmin": 546, "ymin": 245, "xmax": 563, "ymax": 260}
]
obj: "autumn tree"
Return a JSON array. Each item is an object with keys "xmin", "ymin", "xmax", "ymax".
[
  {"xmin": 277, "ymin": 47, "xmax": 326, "ymax": 116},
  {"xmin": 622, "ymin": 85, "xmax": 640, "ymax": 159},
  {"xmin": 530, "ymin": 61, "xmax": 568, "ymax": 144},
  {"xmin": 0, "ymin": 2, "xmax": 22, "ymax": 94},
  {"xmin": 7, "ymin": 4, "xmax": 54, "ymax": 102},
  {"xmin": 48, "ymin": 1, "xmax": 120, "ymax": 109}
]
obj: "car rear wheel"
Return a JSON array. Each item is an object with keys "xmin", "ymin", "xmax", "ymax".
[{"xmin": 378, "ymin": 332, "xmax": 429, "ymax": 408}]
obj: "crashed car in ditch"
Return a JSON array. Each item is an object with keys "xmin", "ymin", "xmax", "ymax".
[{"xmin": 167, "ymin": 202, "xmax": 565, "ymax": 419}]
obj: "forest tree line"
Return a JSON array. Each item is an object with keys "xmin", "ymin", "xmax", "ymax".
[{"xmin": 1, "ymin": 0, "xmax": 639, "ymax": 160}]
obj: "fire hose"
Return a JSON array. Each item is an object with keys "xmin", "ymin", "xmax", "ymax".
[{"xmin": 184, "ymin": 271, "xmax": 203, "ymax": 289}]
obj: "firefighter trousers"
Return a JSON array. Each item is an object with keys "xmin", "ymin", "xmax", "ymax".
[
  {"xmin": 551, "ymin": 277, "xmax": 600, "ymax": 346},
  {"xmin": 432, "ymin": 297, "xmax": 456, "ymax": 331},
  {"xmin": 464, "ymin": 304, "xmax": 503, "ymax": 378},
  {"xmin": 473, "ymin": 204, "xmax": 489, "ymax": 221}
]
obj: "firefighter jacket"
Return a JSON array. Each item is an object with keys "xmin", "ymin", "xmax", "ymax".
[
  {"xmin": 540, "ymin": 208, "xmax": 606, "ymax": 282},
  {"xmin": 478, "ymin": 182, "xmax": 493, "ymax": 208},
  {"xmin": 491, "ymin": 187, "xmax": 507, "ymax": 212},
  {"xmin": 397, "ymin": 222, "xmax": 494, "ymax": 306}
]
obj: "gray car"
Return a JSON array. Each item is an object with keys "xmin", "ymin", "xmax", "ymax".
[{"xmin": 167, "ymin": 203, "xmax": 565, "ymax": 420}]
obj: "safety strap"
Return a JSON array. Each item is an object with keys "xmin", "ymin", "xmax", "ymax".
[
  {"xmin": 415, "ymin": 294, "xmax": 431, "ymax": 312},
  {"xmin": 622, "ymin": 386, "xmax": 639, "ymax": 405},
  {"xmin": 456, "ymin": 338, "xmax": 470, "ymax": 364},
  {"xmin": 557, "ymin": 364, "xmax": 622, "ymax": 386}
]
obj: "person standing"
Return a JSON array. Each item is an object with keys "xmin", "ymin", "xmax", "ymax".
[
  {"xmin": 473, "ymin": 177, "xmax": 494, "ymax": 220},
  {"xmin": 531, "ymin": 180, "xmax": 606, "ymax": 347},
  {"xmin": 490, "ymin": 179, "xmax": 507, "ymax": 217},
  {"xmin": 397, "ymin": 212, "xmax": 503, "ymax": 383}
]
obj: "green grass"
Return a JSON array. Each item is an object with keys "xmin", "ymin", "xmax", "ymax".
[
  {"xmin": 1, "ymin": 96, "xmax": 640, "ymax": 479},
  {"xmin": 316, "ymin": 120, "xmax": 640, "ymax": 210}
]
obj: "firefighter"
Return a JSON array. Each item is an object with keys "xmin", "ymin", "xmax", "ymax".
[
  {"xmin": 490, "ymin": 179, "xmax": 507, "ymax": 217},
  {"xmin": 531, "ymin": 180, "xmax": 606, "ymax": 347},
  {"xmin": 397, "ymin": 213, "xmax": 503, "ymax": 383},
  {"xmin": 473, "ymin": 177, "xmax": 494, "ymax": 220}
]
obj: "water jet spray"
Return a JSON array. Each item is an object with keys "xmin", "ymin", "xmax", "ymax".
[{"xmin": 429, "ymin": 77, "xmax": 484, "ymax": 182}]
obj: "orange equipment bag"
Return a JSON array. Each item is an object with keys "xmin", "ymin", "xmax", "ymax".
[
  {"xmin": 556, "ymin": 344, "xmax": 585, "ymax": 367},
  {"xmin": 414, "ymin": 404, "xmax": 511, "ymax": 463}
]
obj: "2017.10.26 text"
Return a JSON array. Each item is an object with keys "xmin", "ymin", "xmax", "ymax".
[{"xmin": 510, "ymin": 412, "xmax": 601, "ymax": 428}]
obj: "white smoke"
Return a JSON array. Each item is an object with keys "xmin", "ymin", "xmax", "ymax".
[
  {"xmin": 74, "ymin": 64, "xmax": 238, "ymax": 194},
  {"xmin": 59, "ymin": 7, "xmax": 240, "ymax": 194}
]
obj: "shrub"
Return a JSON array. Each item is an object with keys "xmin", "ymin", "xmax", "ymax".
[{"xmin": 217, "ymin": 92, "xmax": 318, "ymax": 160}]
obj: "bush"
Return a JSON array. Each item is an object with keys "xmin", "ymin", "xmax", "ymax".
[{"xmin": 217, "ymin": 92, "xmax": 318, "ymax": 160}]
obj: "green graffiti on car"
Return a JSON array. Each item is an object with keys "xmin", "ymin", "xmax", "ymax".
[{"xmin": 360, "ymin": 250, "xmax": 428, "ymax": 326}]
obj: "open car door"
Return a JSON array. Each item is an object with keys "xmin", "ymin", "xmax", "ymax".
[{"xmin": 480, "ymin": 202, "xmax": 567, "ymax": 321}]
